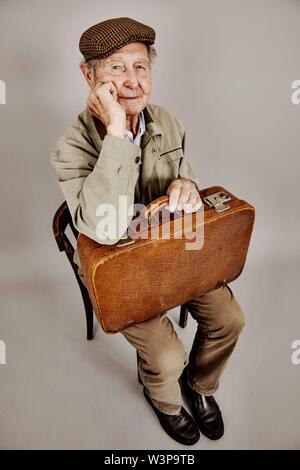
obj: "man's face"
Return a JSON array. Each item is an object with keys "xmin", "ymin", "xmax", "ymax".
[{"xmin": 93, "ymin": 42, "xmax": 152, "ymax": 116}]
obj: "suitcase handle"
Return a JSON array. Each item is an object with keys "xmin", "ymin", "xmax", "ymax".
[{"xmin": 143, "ymin": 195, "xmax": 170, "ymax": 223}]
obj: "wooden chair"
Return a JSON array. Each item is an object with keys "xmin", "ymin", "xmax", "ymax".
[
  {"xmin": 52, "ymin": 201, "xmax": 94, "ymax": 340},
  {"xmin": 52, "ymin": 201, "xmax": 189, "ymax": 342}
]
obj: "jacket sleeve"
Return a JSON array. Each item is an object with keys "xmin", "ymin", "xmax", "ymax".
[{"xmin": 50, "ymin": 124, "xmax": 142, "ymax": 244}]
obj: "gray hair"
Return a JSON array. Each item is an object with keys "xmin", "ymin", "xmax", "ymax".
[{"xmin": 81, "ymin": 44, "xmax": 157, "ymax": 74}]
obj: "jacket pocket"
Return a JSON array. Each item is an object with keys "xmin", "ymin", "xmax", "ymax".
[
  {"xmin": 151, "ymin": 148, "xmax": 184, "ymax": 195},
  {"xmin": 159, "ymin": 147, "xmax": 184, "ymax": 163}
]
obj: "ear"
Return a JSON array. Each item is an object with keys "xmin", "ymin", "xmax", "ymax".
[{"xmin": 80, "ymin": 62, "xmax": 95, "ymax": 88}]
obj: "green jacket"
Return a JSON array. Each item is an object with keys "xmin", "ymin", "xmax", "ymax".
[{"xmin": 50, "ymin": 103, "xmax": 200, "ymax": 275}]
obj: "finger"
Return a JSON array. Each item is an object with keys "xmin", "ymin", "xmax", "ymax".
[
  {"xmin": 87, "ymin": 96, "xmax": 97, "ymax": 112},
  {"xmin": 195, "ymin": 197, "xmax": 203, "ymax": 211},
  {"xmin": 177, "ymin": 189, "xmax": 190, "ymax": 211},
  {"xmin": 88, "ymin": 99, "xmax": 103, "ymax": 120},
  {"xmin": 88, "ymin": 105, "xmax": 100, "ymax": 119},
  {"xmin": 101, "ymin": 81, "xmax": 118, "ymax": 100},
  {"xmin": 109, "ymin": 82, "xmax": 118, "ymax": 100},
  {"xmin": 90, "ymin": 93, "xmax": 100, "ymax": 106},
  {"xmin": 168, "ymin": 186, "xmax": 181, "ymax": 212},
  {"xmin": 92, "ymin": 95, "xmax": 104, "ymax": 113},
  {"xmin": 88, "ymin": 98, "xmax": 101, "ymax": 116},
  {"xmin": 92, "ymin": 81, "xmax": 104, "ymax": 97},
  {"xmin": 184, "ymin": 193, "xmax": 198, "ymax": 213},
  {"xmin": 194, "ymin": 195, "xmax": 203, "ymax": 212},
  {"xmin": 93, "ymin": 81, "xmax": 111, "ymax": 101},
  {"xmin": 91, "ymin": 90, "xmax": 106, "ymax": 111}
]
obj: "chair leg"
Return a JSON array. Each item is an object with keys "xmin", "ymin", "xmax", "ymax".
[
  {"xmin": 137, "ymin": 351, "xmax": 142, "ymax": 385},
  {"xmin": 77, "ymin": 277, "xmax": 94, "ymax": 340},
  {"xmin": 179, "ymin": 304, "xmax": 188, "ymax": 328},
  {"xmin": 84, "ymin": 298, "xmax": 94, "ymax": 341}
]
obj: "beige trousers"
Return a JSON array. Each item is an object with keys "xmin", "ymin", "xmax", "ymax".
[{"xmin": 121, "ymin": 285, "xmax": 245, "ymax": 415}]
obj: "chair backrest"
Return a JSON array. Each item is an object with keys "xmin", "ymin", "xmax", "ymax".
[
  {"xmin": 52, "ymin": 201, "xmax": 94, "ymax": 340},
  {"xmin": 52, "ymin": 201, "xmax": 79, "ymax": 274}
]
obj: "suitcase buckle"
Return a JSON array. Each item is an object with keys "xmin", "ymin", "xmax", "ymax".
[{"xmin": 203, "ymin": 191, "xmax": 231, "ymax": 212}]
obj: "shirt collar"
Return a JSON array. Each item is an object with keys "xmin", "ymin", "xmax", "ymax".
[{"xmin": 124, "ymin": 111, "xmax": 146, "ymax": 146}]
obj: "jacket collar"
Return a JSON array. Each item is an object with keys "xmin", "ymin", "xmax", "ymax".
[{"xmin": 143, "ymin": 105, "xmax": 164, "ymax": 137}]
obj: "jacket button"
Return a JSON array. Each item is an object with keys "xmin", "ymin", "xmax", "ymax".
[
  {"xmin": 135, "ymin": 156, "xmax": 140, "ymax": 163},
  {"xmin": 152, "ymin": 148, "xmax": 157, "ymax": 154}
]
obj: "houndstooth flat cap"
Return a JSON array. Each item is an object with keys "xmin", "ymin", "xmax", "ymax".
[{"xmin": 79, "ymin": 17, "xmax": 156, "ymax": 61}]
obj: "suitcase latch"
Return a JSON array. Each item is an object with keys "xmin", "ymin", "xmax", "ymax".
[{"xmin": 203, "ymin": 191, "xmax": 232, "ymax": 212}]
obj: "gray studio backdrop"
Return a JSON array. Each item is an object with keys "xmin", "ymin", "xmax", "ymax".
[{"xmin": 0, "ymin": 0, "xmax": 299, "ymax": 450}]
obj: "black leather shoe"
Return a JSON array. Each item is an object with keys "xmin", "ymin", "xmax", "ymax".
[
  {"xmin": 143, "ymin": 387, "xmax": 200, "ymax": 446},
  {"xmin": 180, "ymin": 371, "xmax": 224, "ymax": 440}
]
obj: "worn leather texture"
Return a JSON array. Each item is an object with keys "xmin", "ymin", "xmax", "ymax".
[{"xmin": 77, "ymin": 186, "xmax": 255, "ymax": 334}]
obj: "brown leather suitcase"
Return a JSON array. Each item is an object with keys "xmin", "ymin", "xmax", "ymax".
[{"xmin": 77, "ymin": 186, "xmax": 255, "ymax": 334}]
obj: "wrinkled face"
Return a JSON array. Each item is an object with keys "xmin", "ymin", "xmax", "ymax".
[{"xmin": 93, "ymin": 42, "xmax": 152, "ymax": 116}]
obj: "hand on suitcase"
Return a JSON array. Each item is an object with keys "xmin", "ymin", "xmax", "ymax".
[{"xmin": 166, "ymin": 178, "xmax": 202, "ymax": 213}]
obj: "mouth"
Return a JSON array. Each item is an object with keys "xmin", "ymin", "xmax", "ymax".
[{"xmin": 119, "ymin": 96, "xmax": 142, "ymax": 100}]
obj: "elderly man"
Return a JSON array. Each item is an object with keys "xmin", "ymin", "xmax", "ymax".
[{"xmin": 51, "ymin": 17, "xmax": 245, "ymax": 446}]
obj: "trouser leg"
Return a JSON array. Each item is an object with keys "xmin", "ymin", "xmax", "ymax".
[
  {"xmin": 77, "ymin": 257, "xmax": 186, "ymax": 414},
  {"xmin": 185, "ymin": 285, "xmax": 245, "ymax": 395},
  {"xmin": 121, "ymin": 313, "xmax": 187, "ymax": 415}
]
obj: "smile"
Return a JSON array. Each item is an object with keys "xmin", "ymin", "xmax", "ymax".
[{"xmin": 119, "ymin": 96, "xmax": 141, "ymax": 100}]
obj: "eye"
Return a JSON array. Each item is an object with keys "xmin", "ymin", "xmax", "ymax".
[
  {"xmin": 136, "ymin": 65, "xmax": 147, "ymax": 70},
  {"xmin": 112, "ymin": 65, "xmax": 122, "ymax": 70}
]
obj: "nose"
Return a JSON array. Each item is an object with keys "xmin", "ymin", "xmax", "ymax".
[{"xmin": 123, "ymin": 67, "xmax": 139, "ymax": 89}]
